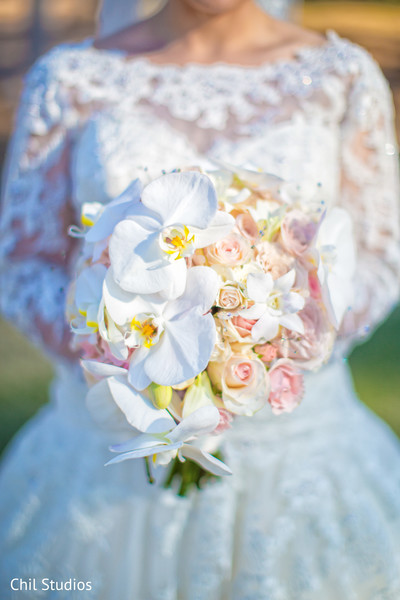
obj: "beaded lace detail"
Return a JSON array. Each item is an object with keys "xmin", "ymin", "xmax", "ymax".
[{"xmin": 0, "ymin": 29, "xmax": 399, "ymax": 355}]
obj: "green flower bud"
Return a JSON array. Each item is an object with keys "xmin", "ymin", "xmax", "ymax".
[{"xmin": 149, "ymin": 383, "xmax": 173, "ymax": 409}]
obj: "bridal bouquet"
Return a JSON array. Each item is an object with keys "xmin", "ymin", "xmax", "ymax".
[{"xmin": 67, "ymin": 164, "xmax": 355, "ymax": 484}]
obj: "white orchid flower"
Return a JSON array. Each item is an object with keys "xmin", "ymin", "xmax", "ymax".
[
  {"xmin": 70, "ymin": 264, "xmax": 107, "ymax": 334},
  {"xmin": 109, "ymin": 171, "xmax": 234, "ymax": 296},
  {"xmin": 106, "ymin": 405, "xmax": 232, "ymax": 476},
  {"xmin": 103, "ymin": 266, "xmax": 220, "ymax": 390},
  {"xmin": 84, "ymin": 179, "xmax": 142, "ymax": 244},
  {"xmin": 82, "ymin": 362, "xmax": 231, "ymax": 475},
  {"xmin": 239, "ymin": 270, "xmax": 305, "ymax": 342},
  {"xmin": 316, "ymin": 207, "xmax": 356, "ymax": 329}
]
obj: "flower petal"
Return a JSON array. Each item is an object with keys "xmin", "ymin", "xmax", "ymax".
[
  {"xmin": 191, "ymin": 211, "xmax": 235, "ymax": 248},
  {"xmin": 279, "ymin": 312, "xmax": 305, "ymax": 334},
  {"xmin": 75, "ymin": 264, "xmax": 107, "ymax": 307},
  {"xmin": 142, "ymin": 311, "xmax": 216, "ymax": 387},
  {"xmin": 107, "ymin": 375, "xmax": 175, "ymax": 433},
  {"xmin": 164, "ymin": 266, "xmax": 219, "ymax": 320},
  {"xmin": 168, "ymin": 406, "xmax": 220, "ymax": 443},
  {"xmin": 180, "ymin": 444, "xmax": 232, "ymax": 476},
  {"xmin": 105, "ymin": 441, "xmax": 183, "ymax": 466},
  {"xmin": 103, "ymin": 268, "xmax": 165, "ymax": 325},
  {"xmin": 81, "ymin": 360, "xmax": 127, "ymax": 379},
  {"xmin": 128, "ymin": 346, "xmax": 152, "ymax": 391},
  {"xmin": 274, "ymin": 269, "xmax": 296, "ymax": 293},
  {"xmin": 250, "ymin": 311, "xmax": 279, "ymax": 342},
  {"xmin": 86, "ymin": 378, "xmax": 133, "ymax": 431},
  {"xmin": 85, "ymin": 179, "xmax": 142, "ymax": 243},
  {"xmin": 141, "ymin": 171, "xmax": 217, "ymax": 229},
  {"xmin": 246, "ymin": 272, "xmax": 274, "ymax": 303}
]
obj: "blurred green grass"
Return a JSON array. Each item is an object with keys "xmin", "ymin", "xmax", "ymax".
[{"xmin": 1, "ymin": 306, "xmax": 400, "ymax": 455}]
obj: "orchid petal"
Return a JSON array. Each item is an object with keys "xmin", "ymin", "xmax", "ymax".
[
  {"xmin": 81, "ymin": 360, "xmax": 127, "ymax": 379},
  {"xmin": 163, "ymin": 266, "xmax": 219, "ymax": 320},
  {"xmin": 105, "ymin": 441, "xmax": 183, "ymax": 466},
  {"xmin": 238, "ymin": 303, "xmax": 266, "ymax": 320},
  {"xmin": 246, "ymin": 272, "xmax": 274, "ymax": 303},
  {"xmin": 191, "ymin": 211, "xmax": 235, "ymax": 248},
  {"xmin": 274, "ymin": 269, "xmax": 296, "ymax": 293},
  {"xmin": 168, "ymin": 406, "xmax": 220, "ymax": 443},
  {"xmin": 110, "ymin": 433, "xmax": 168, "ymax": 453},
  {"xmin": 103, "ymin": 268, "xmax": 165, "ymax": 325},
  {"xmin": 283, "ymin": 291, "xmax": 305, "ymax": 313},
  {"xmin": 141, "ymin": 171, "xmax": 217, "ymax": 229},
  {"xmin": 180, "ymin": 444, "xmax": 232, "ymax": 476},
  {"xmin": 86, "ymin": 378, "xmax": 132, "ymax": 431},
  {"xmin": 279, "ymin": 312, "xmax": 305, "ymax": 334},
  {"xmin": 85, "ymin": 179, "xmax": 142, "ymax": 243},
  {"xmin": 142, "ymin": 311, "xmax": 216, "ymax": 387},
  {"xmin": 107, "ymin": 375, "xmax": 175, "ymax": 433},
  {"xmin": 251, "ymin": 311, "xmax": 280, "ymax": 342},
  {"xmin": 75, "ymin": 264, "xmax": 107, "ymax": 307},
  {"xmin": 128, "ymin": 346, "xmax": 152, "ymax": 391}
]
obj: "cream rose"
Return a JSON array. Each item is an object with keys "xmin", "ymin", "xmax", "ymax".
[
  {"xmin": 217, "ymin": 284, "xmax": 245, "ymax": 310},
  {"xmin": 204, "ymin": 233, "xmax": 251, "ymax": 267},
  {"xmin": 208, "ymin": 355, "xmax": 270, "ymax": 416}
]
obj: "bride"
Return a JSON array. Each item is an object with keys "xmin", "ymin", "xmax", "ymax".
[{"xmin": 1, "ymin": 0, "xmax": 400, "ymax": 598}]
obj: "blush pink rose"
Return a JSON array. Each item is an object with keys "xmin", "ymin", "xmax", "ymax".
[
  {"xmin": 268, "ymin": 359, "xmax": 304, "ymax": 415},
  {"xmin": 254, "ymin": 343, "xmax": 278, "ymax": 363},
  {"xmin": 281, "ymin": 210, "xmax": 318, "ymax": 257},
  {"xmin": 277, "ymin": 298, "xmax": 335, "ymax": 370},
  {"xmin": 231, "ymin": 315, "xmax": 257, "ymax": 338},
  {"xmin": 235, "ymin": 213, "xmax": 259, "ymax": 243},
  {"xmin": 256, "ymin": 241, "xmax": 294, "ymax": 279},
  {"xmin": 204, "ymin": 233, "xmax": 251, "ymax": 266},
  {"xmin": 208, "ymin": 355, "xmax": 270, "ymax": 416}
]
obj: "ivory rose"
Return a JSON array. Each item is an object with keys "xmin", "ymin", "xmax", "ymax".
[
  {"xmin": 268, "ymin": 359, "xmax": 304, "ymax": 415},
  {"xmin": 217, "ymin": 284, "xmax": 245, "ymax": 310},
  {"xmin": 204, "ymin": 233, "xmax": 251, "ymax": 267},
  {"xmin": 208, "ymin": 355, "xmax": 270, "ymax": 416}
]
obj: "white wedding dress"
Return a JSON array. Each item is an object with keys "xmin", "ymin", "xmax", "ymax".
[{"xmin": 1, "ymin": 30, "xmax": 400, "ymax": 599}]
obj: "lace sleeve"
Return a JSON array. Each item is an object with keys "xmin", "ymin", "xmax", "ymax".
[
  {"xmin": 338, "ymin": 48, "xmax": 400, "ymax": 347},
  {"xmin": 0, "ymin": 50, "xmax": 79, "ymax": 358}
]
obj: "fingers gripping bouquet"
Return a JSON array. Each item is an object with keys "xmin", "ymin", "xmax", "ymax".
[{"xmin": 67, "ymin": 164, "xmax": 356, "ymax": 488}]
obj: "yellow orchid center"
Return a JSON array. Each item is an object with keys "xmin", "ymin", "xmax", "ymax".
[
  {"xmin": 81, "ymin": 214, "xmax": 95, "ymax": 227},
  {"xmin": 160, "ymin": 225, "xmax": 195, "ymax": 259},
  {"xmin": 131, "ymin": 316, "xmax": 159, "ymax": 348}
]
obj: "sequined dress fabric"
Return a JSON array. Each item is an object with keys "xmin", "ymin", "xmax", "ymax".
[{"xmin": 0, "ymin": 31, "xmax": 400, "ymax": 599}]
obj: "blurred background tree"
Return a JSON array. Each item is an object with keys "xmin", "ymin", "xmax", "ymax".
[{"xmin": 0, "ymin": 0, "xmax": 399, "ymax": 453}]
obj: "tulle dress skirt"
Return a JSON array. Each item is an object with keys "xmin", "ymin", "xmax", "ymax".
[{"xmin": 1, "ymin": 359, "xmax": 400, "ymax": 600}]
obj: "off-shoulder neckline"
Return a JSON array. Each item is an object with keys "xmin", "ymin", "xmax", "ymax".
[{"xmin": 86, "ymin": 29, "xmax": 341, "ymax": 73}]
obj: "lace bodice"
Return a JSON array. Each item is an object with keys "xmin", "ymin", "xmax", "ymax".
[{"xmin": 0, "ymin": 30, "xmax": 399, "ymax": 359}]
